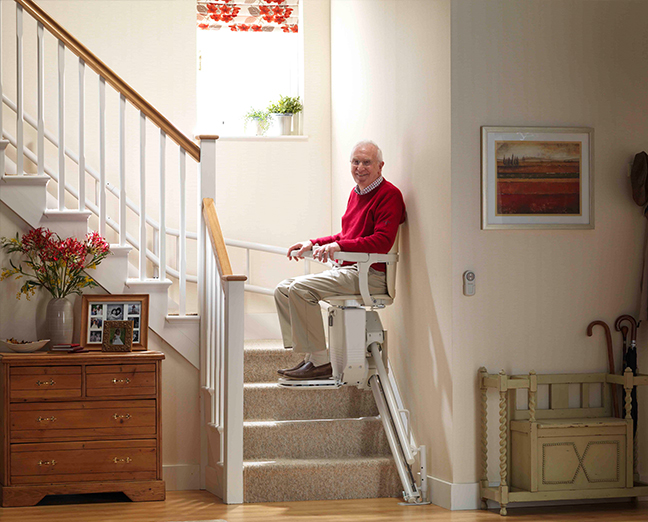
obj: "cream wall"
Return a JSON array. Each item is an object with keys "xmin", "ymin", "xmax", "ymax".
[
  {"xmin": 451, "ymin": 0, "xmax": 648, "ymax": 486},
  {"xmin": 331, "ymin": 0, "xmax": 453, "ymax": 482},
  {"xmin": 331, "ymin": 0, "xmax": 648, "ymax": 500}
]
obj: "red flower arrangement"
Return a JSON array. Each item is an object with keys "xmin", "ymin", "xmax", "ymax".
[{"xmin": 0, "ymin": 228, "xmax": 110, "ymax": 299}]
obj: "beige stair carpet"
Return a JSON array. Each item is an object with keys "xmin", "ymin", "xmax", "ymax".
[{"xmin": 243, "ymin": 339, "xmax": 401, "ymax": 503}]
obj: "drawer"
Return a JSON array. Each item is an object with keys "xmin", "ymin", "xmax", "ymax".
[
  {"xmin": 10, "ymin": 400, "xmax": 157, "ymax": 441},
  {"xmin": 86, "ymin": 364, "xmax": 156, "ymax": 397},
  {"xmin": 10, "ymin": 366, "xmax": 82, "ymax": 401},
  {"xmin": 10, "ymin": 439, "xmax": 157, "ymax": 485}
]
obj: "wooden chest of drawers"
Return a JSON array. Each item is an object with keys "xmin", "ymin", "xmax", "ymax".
[{"xmin": 0, "ymin": 351, "xmax": 165, "ymax": 507}]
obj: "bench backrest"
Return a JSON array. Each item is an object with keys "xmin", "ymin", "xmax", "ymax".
[{"xmin": 510, "ymin": 373, "xmax": 613, "ymax": 421}]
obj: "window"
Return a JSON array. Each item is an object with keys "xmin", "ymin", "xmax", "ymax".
[{"xmin": 197, "ymin": 1, "xmax": 301, "ymax": 136}]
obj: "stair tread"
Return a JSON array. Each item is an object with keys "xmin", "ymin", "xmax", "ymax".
[
  {"xmin": 244, "ymin": 416, "xmax": 381, "ymax": 426},
  {"xmin": 245, "ymin": 455, "xmax": 394, "ymax": 465}
]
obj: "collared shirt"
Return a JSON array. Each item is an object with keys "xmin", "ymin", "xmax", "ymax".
[{"xmin": 354, "ymin": 175, "xmax": 384, "ymax": 195}]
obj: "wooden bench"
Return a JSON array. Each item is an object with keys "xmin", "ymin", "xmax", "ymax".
[{"xmin": 478, "ymin": 368, "xmax": 648, "ymax": 515}]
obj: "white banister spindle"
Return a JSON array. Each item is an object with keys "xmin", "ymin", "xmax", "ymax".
[
  {"xmin": 0, "ymin": 2, "xmax": 3, "ymax": 136},
  {"xmin": 119, "ymin": 94, "xmax": 126, "ymax": 245},
  {"xmin": 16, "ymin": 4, "xmax": 24, "ymax": 175},
  {"xmin": 215, "ymin": 271, "xmax": 223, "ymax": 425},
  {"xmin": 153, "ymin": 229, "xmax": 159, "ymax": 278},
  {"xmin": 37, "ymin": 23, "xmax": 44, "ymax": 176},
  {"xmin": 58, "ymin": 41, "xmax": 65, "ymax": 209},
  {"xmin": 179, "ymin": 149, "xmax": 187, "ymax": 315},
  {"xmin": 246, "ymin": 249, "xmax": 250, "ymax": 279},
  {"xmin": 78, "ymin": 59, "xmax": 86, "ymax": 211},
  {"xmin": 159, "ymin": 131, "xmax": 167, "ymax": 280},
  {"xmin": 139, "ymin": 111, "xmax": 147, "ymax": 280},
  {"xmin": 99, "ymin": 77, "xmax": 106, "ymax": 237}
]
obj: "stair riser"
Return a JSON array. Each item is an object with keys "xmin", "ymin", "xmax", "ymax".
[
  {"xmin": 244, "ymin": 384, "xmax": 379, "ymax": 421},
  {"xmin": 244, "ymin": 349, "xmax": 303, "ymax": 383},
  {"xmin": 243, "ymin": 458, "xmax": 402, "ymax": 503},
  {"xmin": 244, "ymin": 418, "xmax": 391, "ymax": 459}
]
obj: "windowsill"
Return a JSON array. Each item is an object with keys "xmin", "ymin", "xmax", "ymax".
[{"xmin": 216, "ymin": 135, "xmax": 309, "ymax": 142}]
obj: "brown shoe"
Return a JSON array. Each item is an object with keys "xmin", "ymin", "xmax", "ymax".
[
  {"xmin": 277, "ymin": 360, "xmax": 308, "ymax": 376},
  {"xmin": 283, "ymin": 362, "xmax": 332, "ymax": 380}
]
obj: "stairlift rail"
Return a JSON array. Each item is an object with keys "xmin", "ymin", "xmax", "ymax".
[
  {"xmin": 369, "ymin": 373, "xmax": 419, "ymax": 502},
  {"xmin": 369, "ymin": 343, "xmax": 415, "ymax": 465}
]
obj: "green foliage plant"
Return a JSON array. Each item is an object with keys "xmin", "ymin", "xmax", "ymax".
[
  {"xmin": 267, "ymin": 95, "xmax": 303, "ymax": 115},
  {"xmin": 244, "ymin": 108, "xmax": 272, "ymax": 135}
]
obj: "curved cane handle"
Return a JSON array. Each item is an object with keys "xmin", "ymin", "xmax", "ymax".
[{"xmin": 614, "ymin": 315, "xmax": 637, "ymax": 342}]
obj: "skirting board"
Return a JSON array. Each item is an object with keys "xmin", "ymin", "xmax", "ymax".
[
  {"xmin": 432, "ymin": 477, "xmax": 648, "ymax": 511},
  {"xmin": 428, "ymin": 476, "xmax": 481, "ymax": 511},
  {"xmin": 163, "ymin": 464, "xmax": 201, "ymax": 491}
]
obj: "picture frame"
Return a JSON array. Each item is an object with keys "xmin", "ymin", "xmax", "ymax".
[
  {"xmin": 481, "ymin": 126, "xmax": 594, "ymax": 230},
  {"xmin": 80, "ymin": 294, "xmax": 149, "ymax": 350},
  {"xmin": 102, "ymin": 320, "xmax": 133, "ymax": 352}
]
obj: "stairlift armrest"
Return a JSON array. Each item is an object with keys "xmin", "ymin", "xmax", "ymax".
[{"xmin": 333, "ymin": 252, "xmax": 399, "ymax": 265}]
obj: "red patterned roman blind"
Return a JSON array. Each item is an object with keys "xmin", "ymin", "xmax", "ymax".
[{"xmin": 197, "ymin": 0, "xmax": 299, "ymax": 32}]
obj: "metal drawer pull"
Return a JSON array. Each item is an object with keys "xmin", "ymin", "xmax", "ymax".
[
  {"xmin": 36, "ymin": 416, "xmax": 57, "ymax": 423},
  {"xmin": 36, "ymin": 379, "xmax": 56, "ymax": 386},
  {"xmin": 113, "ymin": 457, "xmax": 132, "ymax": 464},
  {"xmin": 112, "ymin": 378, "xmax": 131, "ymax": 384},
  {"xmin": 113, "ymin": 413, "xmax": 131, "ymax": 420},
  {"xmin": 38, "ymin": 460, "xmax": 56, "ymax": 466}
]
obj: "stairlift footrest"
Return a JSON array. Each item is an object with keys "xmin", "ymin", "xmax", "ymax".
[{"xmin": 277, "ymin": 378, "xmax": 342, "ymax": 389}]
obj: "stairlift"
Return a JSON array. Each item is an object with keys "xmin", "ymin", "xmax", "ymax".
[{"xmin": 279, "ymin": 243, "xmax": 430, "ymax": 505}]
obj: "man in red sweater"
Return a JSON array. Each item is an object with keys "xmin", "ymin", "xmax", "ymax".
[{"xmin": 274, "ymin": 140, "xmax": 406, "ymax": 380}]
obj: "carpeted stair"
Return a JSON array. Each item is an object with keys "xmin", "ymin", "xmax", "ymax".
[{"xmin": 243, "ymin": 339, "xmax": 402, "ymax": 502}]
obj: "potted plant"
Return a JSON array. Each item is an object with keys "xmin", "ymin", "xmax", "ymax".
[
  {"xmin": 244, "ymin": 108, "xmax": 272, "ymax": 136},
  {"xmin": 1, "ymin": 228, "xmax": 111, "ymax": 346},
  {"xmin": 267, "ymin": 95, "xmax": 303, "ymax": 135}
]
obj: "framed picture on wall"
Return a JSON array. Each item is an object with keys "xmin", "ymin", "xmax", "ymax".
[
  {"xmin": 481, "ymin": 126, "xmax": 594, "ymax": 229},
  {"xmin": 81, "ymin": 294, "xmax": 149, "ymax": 350}
]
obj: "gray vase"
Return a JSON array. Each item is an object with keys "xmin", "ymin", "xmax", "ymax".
[{"xmin": 47, "ymin": 298, "xmax": 74, "ymax": 346}]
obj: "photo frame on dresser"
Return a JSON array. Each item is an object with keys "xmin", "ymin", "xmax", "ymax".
[{"xmin": 81, "ymin": 294, "xmax": 149, "ymax": 350}]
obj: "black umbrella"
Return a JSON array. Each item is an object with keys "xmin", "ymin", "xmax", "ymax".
[{"xmin": 615, "ymin": 315, "xmax": 638, "ymax": 435}]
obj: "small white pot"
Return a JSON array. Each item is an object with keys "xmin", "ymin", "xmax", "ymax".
[{"xmin": 272, "ymin": 113, "xmax": 293, "ymax": 135}]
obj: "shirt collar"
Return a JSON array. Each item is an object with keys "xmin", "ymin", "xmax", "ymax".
[{"xmin": 354, "ymin": 175, "xmax": 384, "ymax": 195}]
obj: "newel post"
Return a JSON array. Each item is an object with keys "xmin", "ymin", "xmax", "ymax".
[
  {"xmin": 197, "ymin": 135, "xmax": 218, "ymax": 490},
  {"xmin": 197, "ymin": 135, "xmax": 218, "ymax": 359}
]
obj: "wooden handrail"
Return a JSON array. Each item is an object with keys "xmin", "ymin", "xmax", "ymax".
[
  {"xmin": 15, "ymin": 0, "xmax": 200, "ymax": 162},
  {"xmin": 203, "ymin": 198, "xmax": 246, "ymax": 282}
]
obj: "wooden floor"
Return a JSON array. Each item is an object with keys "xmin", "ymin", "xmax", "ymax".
[{"xmin": 1, "ymin": 490, "xmax": 648, "ymax": 522}]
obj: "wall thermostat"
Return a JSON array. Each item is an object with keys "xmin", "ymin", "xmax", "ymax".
[{"xmin": 463, "ymin": 271, "xmax": 475, "ymax": 296}]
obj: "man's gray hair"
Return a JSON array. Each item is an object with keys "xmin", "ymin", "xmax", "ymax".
[{"xmin": 351, "ymin": 140, "xmax": 383, "ymax": 163}]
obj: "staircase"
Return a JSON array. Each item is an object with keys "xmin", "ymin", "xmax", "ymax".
[
  {"xmin": 242, "ymin": 340, "xmax": 401, "ymax": 502},
  {"xmin": 1, "ymin": 0, "xmax": 408, "ymax": 506}
]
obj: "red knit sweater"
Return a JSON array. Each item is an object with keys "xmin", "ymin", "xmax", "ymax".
[{"xmin": 311, "ymin": 179, "xmax": 406, "ymax": 272}]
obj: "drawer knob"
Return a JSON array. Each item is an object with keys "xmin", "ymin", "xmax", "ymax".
[
  {"xmin": 36, "ymin": 379, "xmax": 56, "ymax": 386},
  {"xmin": 38, "ymin": 460, "xmax": 56, "ymax": 466},
  {"xmin": 113, "ymin": 413, "xmax": 131, "ymax": 420},
  {"xmin": 36, "ymin": 416, "xmax": 57, "ymax": 423},
  {"xmin": 113, "ymin": 457, "xmax": 132, "ymax": 464},
  {"xmin": 112, "ymin": 378, "xmax": 131, "ymax": 384}
]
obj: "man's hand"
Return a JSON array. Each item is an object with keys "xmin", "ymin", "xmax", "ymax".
[
  {"xmin": 313, "ymin": 242, "xmax": 341, "ymax": 263},
  {"xmin": 287, "ymin": 240, "xmax": 313, "ymax": 261}
]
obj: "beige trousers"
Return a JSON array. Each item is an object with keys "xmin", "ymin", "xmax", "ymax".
[{"xmin": 274, "ymin": 265, "xmax": 387, "ymax": 354}]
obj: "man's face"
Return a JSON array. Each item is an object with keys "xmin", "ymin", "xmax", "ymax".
[{"xmin": 350, "ymin": 144, "xmax": 383, "ymax": 190}]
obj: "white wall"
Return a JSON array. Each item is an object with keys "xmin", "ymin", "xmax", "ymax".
[
  {"xmin": 451, "ymin": 0, "xmax": 648, "ymax": 487},
  {"xmin": 331, "ymin": 0, "xmax": 453, "ymax": 483}
]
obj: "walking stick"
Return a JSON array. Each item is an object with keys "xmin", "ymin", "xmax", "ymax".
[{"xmin": 587, "ymin": 320, "xmax": 619, "ymax": 418}]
